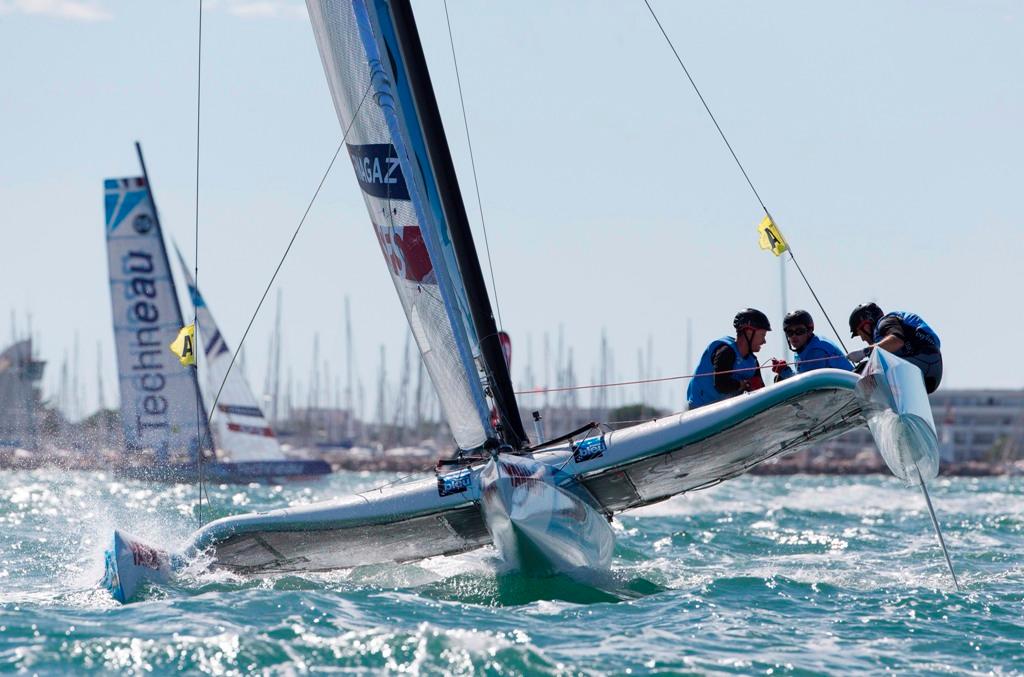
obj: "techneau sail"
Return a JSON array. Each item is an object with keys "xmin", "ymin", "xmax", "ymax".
[
  {"xmin": 101, "ymin": 1, "xmax": 951, "ymax": 602},
  {"xmin": 104, "ymin": 144, "xmax": 330, "ymax": 483},
  {"xmin": 104, "ymin": 146, "xmax": 213, "ymax": 467}
]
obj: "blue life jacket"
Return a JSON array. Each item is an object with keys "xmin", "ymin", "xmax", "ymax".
[
  {"xmin": 795, "ymin": 334, "xmax": 853, "ymax": 373},
  {"xmin": 874, "ymin": 311, "xmax": 940, "ymax": 356},
  {"xmin": 776, "ymin": 334, "xmax": 852, "ymax": 381},
  {"xmin": 687, "ymin": 336, "xmax": 760, "ymax": 409}
]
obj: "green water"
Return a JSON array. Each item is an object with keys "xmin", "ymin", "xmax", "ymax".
[{"xmin": 1, "ymin": 470, "xmax": 1021, "ymax": 674}]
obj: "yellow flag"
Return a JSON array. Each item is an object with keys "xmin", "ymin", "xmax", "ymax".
[
  {"xmin": 169, "ymin": 324, "xmax": 196, "ymax": 367},
  {"xmin": 757, "ymin": 215, "xmax": 788, "ymax": 256}
]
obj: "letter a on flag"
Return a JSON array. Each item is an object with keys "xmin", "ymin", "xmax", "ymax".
[
  {"xmin": 170, "ymin": 324, "xmax": 196, "ymax": 367},
  {"xmin": 757, "ymin": 215, "xmax": 788, "ymax": 256}
]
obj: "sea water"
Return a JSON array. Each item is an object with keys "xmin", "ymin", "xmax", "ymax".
[{"xmin": 1, "ymin": 470, "xmax": 1021, "ymax": 674}]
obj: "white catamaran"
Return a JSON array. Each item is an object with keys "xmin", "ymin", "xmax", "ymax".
[
  {"xmin": 103, "ymin": 143, "xmax": 331, "ymax": 483},
  {"xmin": 102, "ymin": 0, "xmax": 946, "ymax": 602}
]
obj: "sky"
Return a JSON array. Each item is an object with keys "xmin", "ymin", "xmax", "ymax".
[{"xmin": 1, "ymin": 0, "xmax": 1022, "ymax": 422}]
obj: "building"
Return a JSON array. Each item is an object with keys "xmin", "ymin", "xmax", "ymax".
[
  {"xmin": 821, "ymin": 389, "xmax": 1024, "ymax": 463},
  {"xmin": 0, "ymin": 339, "xmax": 46, "ymax": 450}
]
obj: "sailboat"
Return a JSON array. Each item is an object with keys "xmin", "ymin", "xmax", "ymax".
[
  {"xmin": 103, "ymin": 143, "xmax": 332, "ymax": 483},
  {"xmin": 101, "ymin": 0, "xmax": 939, "ymax": 602}
]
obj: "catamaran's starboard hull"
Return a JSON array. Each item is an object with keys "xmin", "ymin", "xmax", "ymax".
[
  {"xmin": 173, "ymin": 370, "xmax": 860, "ymax": 577},
  {"xmin": 480, "ymin": 455, "xmax": 615, "ymax": 576}
]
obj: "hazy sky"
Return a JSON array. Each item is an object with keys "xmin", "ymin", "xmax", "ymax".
[{"xmin": 1, "ymin": 0, "xmax": 1022, "ymax": 421}]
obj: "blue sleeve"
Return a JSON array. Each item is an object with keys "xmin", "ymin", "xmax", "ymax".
[{"xmin": 818, "ymin": 344, "xmax": 854, "ymax": 371}]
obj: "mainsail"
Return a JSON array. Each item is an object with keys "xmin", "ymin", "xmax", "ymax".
[
  {"xmin": 174, "ymin": 246, "xmax": 286, "ymax": 462},
  {"xmin": 104, "ymin": 150, "xmax": 212, "ymax": 463},
  {"xmin": 307, "ymin": 0, "xmax": 527, "ymax": 450}
]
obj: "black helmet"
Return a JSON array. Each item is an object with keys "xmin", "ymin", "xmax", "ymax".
[
  {"xmin": 733, "ymin": 308, "xmax": 771, "ymax": 332},
  {"xmin": 783, "ymin": 309, "xmax": 813, "ymax": 330},
  {"xmin": 849, "ymin": 302, "xmax": 883, "ymax": 337}
]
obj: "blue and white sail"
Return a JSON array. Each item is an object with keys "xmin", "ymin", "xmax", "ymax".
[
  {"xmin": 104, "ymin": 175, "xmax": 212, "ymax": 463},
  {"xmin": 174, "ymin": 246, "xmax": 285, "ymax": 463},
  {"xmin": 307, "ymin": 0, "xmax": 527, "ymax": 450}
]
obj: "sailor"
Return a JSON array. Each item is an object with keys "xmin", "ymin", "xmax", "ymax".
[
  {"xmin": 771, "ymin": 310, "xmax": 852, "ymax": 381},
  {"xmin": 687, "ymin": 308, "xmax": 770, "ymax": 410},
  {"xmin": 846, "ymin": 302, "xmax": 943, "ymax": 393}
]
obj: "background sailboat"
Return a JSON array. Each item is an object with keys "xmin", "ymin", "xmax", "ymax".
[{"xmin": 103, "ymin": 143, "xmax": 330, "ymax": 483}]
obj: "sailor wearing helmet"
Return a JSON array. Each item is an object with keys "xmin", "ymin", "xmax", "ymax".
[
  {"xmin": 687, "ymin": 309, "xmax": 770, "ymax": 410},
  {"xmin": 846, "ymin": 302, "xmax": 943, "ymax": 393},
  {"xmin": 770, "ymin": 309, "xmax": 852, "ymax": 382}
]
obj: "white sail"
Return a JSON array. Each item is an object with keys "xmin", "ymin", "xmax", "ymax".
[
  {"xmin": 104, "ymin": 176, "xmax": 211, "ymax": 462},
  {"xmin": 307, "ymin": 0, "xmax": 497, "ymax": 451},
  {"xmin": 174, "ymin": 247, "xmax": 285, "ymax": 462}
]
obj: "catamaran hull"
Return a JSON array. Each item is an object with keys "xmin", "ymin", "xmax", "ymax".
[
  {"xmin": 103, "ymin": 371, "xmax": 863, "ymax": 601},
  {"xmin": 102, "ymin": 530, "xmax": 172, "ymax": 603},
  {"xmin": 480, "ymin": 455, "xmax": 614, "ymax": 576}
]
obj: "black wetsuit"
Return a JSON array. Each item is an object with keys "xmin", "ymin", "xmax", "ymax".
[{"xmin": 875, "ymin": 315, "xmax": 943, "ymax": 393}]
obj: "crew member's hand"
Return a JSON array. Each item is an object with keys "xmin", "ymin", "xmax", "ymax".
[
  {"xmin": 846, "ymin": 348, "xmax": 867, "ymax": 363},
  {"xmin": 770, "ymin": 358, "xmax": 788, "ymax": 375}
]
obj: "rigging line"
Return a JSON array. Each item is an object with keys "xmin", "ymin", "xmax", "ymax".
[
  {"xmin": 516, "ymin": 354, "xmax": 845, "ymax": 395},
  {"xmin": 789, "ymin": 253, "xmax": 848, "ymax": 353},
  {"xmin": 194, "ymin": 82, "xmax": 374, "ymax": 484},
  {"xmin": 641, "ymin": 0, "xmax": 768, "ymax": 215},
  {"xmin": 442, "ymin": 0, "xmax": 504, "ymax": 330},
  {"xmin": 194, "ymin": 0, "xmax": 205, "ymax": 525},
  {"xmin": 641, "ymin": 0, "xmax": 848, "ymax": 353}
]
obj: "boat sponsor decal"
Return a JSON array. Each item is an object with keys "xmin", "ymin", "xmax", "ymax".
[
  {"xmin": 226, "ymin": 422, "xmax": 276, "ymax": 438},
  {"xmin": 104, "ymin": 177, "xmax": 148, "ymax": 233},
  {"xmin": 374, "ymin": 223, "xmax": 434, "ymax": 283},
  {"xmin": 128, "ymin": 540, "xmax": 165, "ymax": 570},
  {"xmin": 347, "ymin": 143, "xmax": 409, "ymax": 200},
  {"xmin": 218, "ymin": 404, "xmax": 265, "ymax": 418},
  {"xmin": 573, "ymin": 436, "xmax": 606, "ymax": 463},
  {"xmin": 437, "ymin": 468, "xmax": 472, "ymax": 496},
  {"xmin": 499, "ymin": 461, "xmax": 542, "ymax": 487}
]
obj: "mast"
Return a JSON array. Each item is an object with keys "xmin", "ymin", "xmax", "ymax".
[
  {"xmin": 134, "ymin": 141, "xmax": 213, "ymax": 458},
  {"xmin": 383, "ymin": 0, "xmax": 528, "ymax": 448},
  {"xmin": 344, "ymin": 295, "xmax": 354, "ymax": 440},
  {"xmin": 376, "ymin": 344, "xmax": 387, "ymax": 431},
  {"xmin": 780, "ymin": 258, "xmax": 790, "ymax": 362},
  {"xmin": 271, "ymin": 291, "xmax": 282, "ymax": 425}
]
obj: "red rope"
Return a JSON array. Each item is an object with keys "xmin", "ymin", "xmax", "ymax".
[{"xmin": 514, "ymin": 355, "xmax": 842, "ymax": 396}]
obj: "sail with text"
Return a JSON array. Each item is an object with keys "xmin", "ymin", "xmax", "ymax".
[
  {"xmin": 173, "ymin": 246, "xmax": 286, "ymax": 462},
  {"xmin": 104, "ymin": 174, "xmax": 212, "ymax": 463},
  {"xmin": 307, "ymin": 0, "xmax": 527, "ymax": 450}
]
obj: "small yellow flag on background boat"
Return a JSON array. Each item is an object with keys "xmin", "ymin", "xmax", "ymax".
[
  {"xmin": 757, "ymin": 215, "xmax": 788, "ymax": 256},
  {"xmin": 169, "ymin": 324, "xmax": 196, "ymax": 367}
]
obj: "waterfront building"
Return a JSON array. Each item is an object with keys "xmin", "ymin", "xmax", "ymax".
[
  {"xmin": 821, "ymin": 389, "xmax": 1024, "ymax": 463},
  {"xmin": 0, "ymin": 339, "xmax": 46, "ymax": 450}
]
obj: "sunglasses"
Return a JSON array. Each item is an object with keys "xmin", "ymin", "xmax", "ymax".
[{"xmin": 784, "ymin": 327, "xmax": 809, "ymax": 337}]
